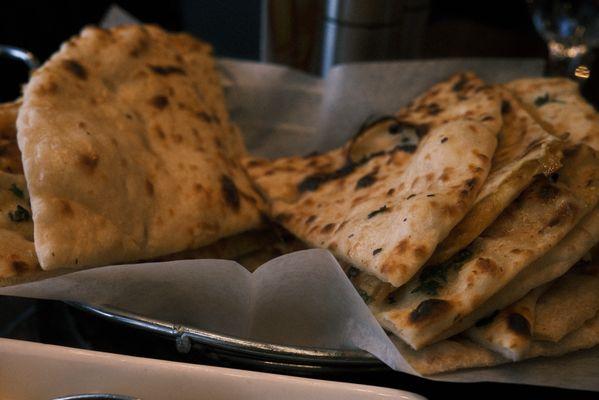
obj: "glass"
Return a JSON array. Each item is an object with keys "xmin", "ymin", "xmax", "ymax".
[
  {"xmin": 0, "ymin": 45, "xmax": 39, "ymax": 101},
  {"xmin": 528, "ymin": 0, "xmax": 599, "ymax": 78}
]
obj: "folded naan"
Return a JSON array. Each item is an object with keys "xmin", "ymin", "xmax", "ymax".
[
  {"xmin": 534, "ymin": 260, "xmax": 599, "ymax": 342},
  {"xmin": 351, "ymin": 86, "xmax": 564, "ymax": 306},
  {"xmin": 1, "ymin": 97, "xmax": 270, "ymax": 285},
  {"xmin": 0, "ymin": 172, "xmax": 38, "ymax": 279},
  {"xmin": 429, "ymin": 87, "xmax": 563, "ymax": 264},
  {"xmin": 0, "ymin": 102, "xmax": 41, "ymax": 283},
  {"xmin": 506, "ymin": 77, "xmax": 599, "ymax": 151},
  {"xmin": 393, "ymin": 313, "xmax": 599, "ymax": 375},
  {"xmin": 377, "ymin": 145, "xmax": 599, "ymax": 349},
  {"xmin": 247, "ymin": 73, "xmax": 500, "ymax": 287},
  {"xmin": 465, "ymin": 284, "xmax": 549, "ymax": 361},
  {"xmin": 464, "ymin": 260, "xmax": 599, "ymax": 361},
  {"xmin": 17, "ymin": 25, "xmax": 265, "ymax": 270},
  {"xmin": 0, "ymin": 101, "xmax": 23, "ymax": 175},
  {"xmin": 432, "ymin": 206, "xmax": 599, "ymax": 343}
]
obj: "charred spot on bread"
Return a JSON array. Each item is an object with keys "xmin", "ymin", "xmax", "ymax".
[
  {"xmin": 63, "ymin": 59, "xmax": 87, "ymax": 80},
  {"xmin": 129, "ymin": 37, "xmax": 150, "ymax": 57},
  {"xmin": 321, "ymin": 223, "xmax": 336, "ymax": 233},
  {"xmin": 426, "ymin": 103, "xmax": 442, "ymax": 115},
  {"xmin": 411, "ymin": 247, "xmax": 473, "ymax": 295},
  {"xmin": 221, "ymin": 175, "xmax": 240, "ymax": 211},
  {"xmin": 367, "ymin": 205, "xmax": 389, "ymax": 219},
  {"xmin": 298, "ymin": 156, "xmax": 381, "ymax": 193},
  {"xmin": 11, "ymin": 260, "xmax": 29, "ymax": 273},
  {"xmin": 9, "ymin": 183, "xmax": 24, "ymax": 198},
  {"xmin": 151, "ymin": 95, "xmax": 169, "ymax": 109},
  {"xmin": 79, "ymin": 153, "xmax": 99, "ymax": 172},
  {"xmin": 196, "ymin": 111, "xmax": 219, "ymax": 124},
  {"xmin": 148, "ymin": 65, "xmax": 186, "ymax": 75},
  {"xmin": 356, "ymin": 172, "xmax": 377, "ymax": 189},
  {"xmin": 394, "ymin": 144, "xmax": 417, "ymax": 153},
  {"xmin": 8, "ymin": 205, "xmax": 30, "ymax": 222},
  {"xmin": 451, "ymin": 74, "xmax": 468, "ymax": 92},
  {"xmin": 409, "ymin": 299, "xmax": 451, "ymax": 323}
]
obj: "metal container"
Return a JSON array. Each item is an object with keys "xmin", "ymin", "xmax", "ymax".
[
  {"xmin": 71, "ymin": 302, "xmax": 385, "ymax": 374},
  {"xmin": 53, "ymin": 395, "xmax": 138, "ymax": 400},
  {"xmin": 322, "ymin": 0, "xmax": 429, "ymax": 74},
  {"xmin": 261, "ymin": 0, "xmax": 430, "ymax": 75}
]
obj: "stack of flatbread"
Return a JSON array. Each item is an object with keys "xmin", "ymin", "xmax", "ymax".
[
  {"xmin": 1, "ymin": 23, "xmax": 597, "ymax": 376},
  {"xmin": 246, "ymin": 72, "xmax": 599, "ymax": 374}
]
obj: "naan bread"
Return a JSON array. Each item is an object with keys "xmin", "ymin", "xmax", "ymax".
[
  {"xmin": 0, "ymin": 102, "xmax": 40, "ymax": 281},
  {"xmin": 456, "ymin": 260, "xmax": 599, "ymax": 361},
  {"xmin": 534, "ymin": 260, "xmax": 599, "ymax": 342},
  {"xmin": 429, "ymin": 87, "xmax": 563, "ymax": 264},
  {"xmin": 0, "ymin": 172, "xmax": 38, "ymax": 279},
  {"xmin": 377, "ymin": 145, "xmax": 599, "ymax": 349},
  {"xmin": 432, "ymin": 206, "xmax": 599, "ymax": 343},
  {"xmin": 393, "ymin": 313, "xmax": 599, "ymax": 375},
  {"xmin": 0, "ymin": 101, "xmax": 23, "ymax": 174},
  {"xmin": 465, "ymin": 284, "xmax": 549, "ymax": 361},
  {"xmin": 350, "ymin": 87, "xmax": 563, "ymax": 305},
  {"xmin": 246, "ymin": 73, "xmax": 500, "ymax": 287},
  {"xmin": 18, "ymin": 25, "xmax": 264, "ymax": 270},
  {"xmin": 506, "ymin": 77, "xmax": 599, "ymax": 151}
]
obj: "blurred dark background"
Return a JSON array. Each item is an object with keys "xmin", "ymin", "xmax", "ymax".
[
  {"xmin": 0, "ymin": 0, "xmax": 597, "ymax": 99},
  {"xmin": 2, "ymin": 0, "xmax": 598, "ymax": 103},
  {"xmin": 0, "ymin": 0, "xmax": 547, "ymax": 62}
]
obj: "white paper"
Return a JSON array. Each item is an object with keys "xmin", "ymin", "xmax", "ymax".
[
  {"xmin": 0, "ymin": 250, "xmax": 409, "ymax": 373},
  {"xmin": 2, "ymin": 5, "xmax": 596, "ymax": 392}
]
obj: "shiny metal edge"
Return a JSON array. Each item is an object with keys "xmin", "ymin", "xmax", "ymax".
[
  {"xmin": 69, "ymin": 302, "xmax": 382, "ymax": 366},
  {"xmin": 53, "ymin": 395, "xmax": 138, "ymax": 400},
  {"xmin": 0, "ymin": 45, "xmax": 40, "ymax": 70}
]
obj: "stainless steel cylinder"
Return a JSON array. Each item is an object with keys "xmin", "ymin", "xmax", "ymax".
[
  {"xmin": 321, "ymin": 0, "xmax": 430, "ymax": 74},
  {"xmin": 261, "ymin": 0, "xmax": 429, "ymax": 75}
]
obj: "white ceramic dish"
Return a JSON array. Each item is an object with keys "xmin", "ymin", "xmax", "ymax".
[{"xmin": 0, "ymin": 338, "xmax": 424, "ymax": 400}]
